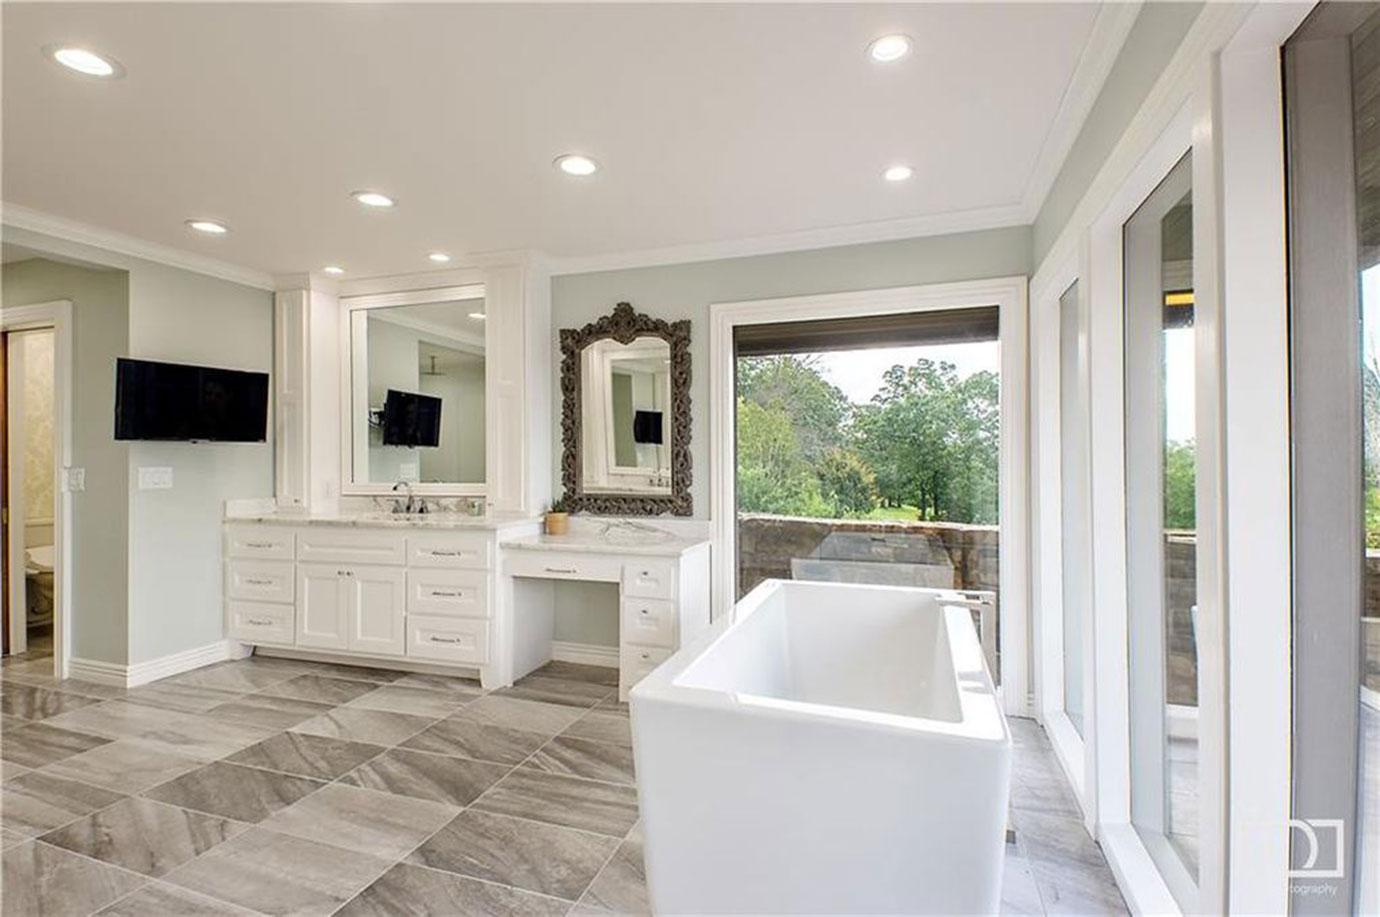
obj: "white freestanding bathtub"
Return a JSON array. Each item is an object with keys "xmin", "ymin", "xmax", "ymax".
[{"xmin": 630, "ymin": 579, "xmax": 1011, "ymax": 915}]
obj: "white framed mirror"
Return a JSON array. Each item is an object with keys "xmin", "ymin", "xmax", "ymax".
[
  {"xmin": 341, "ymin": 284, "xmax": 487, "ymax": 494},
  {"xmin": 580, "ymin": 336, "xmax": 672, "ymax": 495}
]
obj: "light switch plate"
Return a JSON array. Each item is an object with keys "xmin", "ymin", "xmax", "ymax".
[
  {"xmin": 64, "ymin": 467, "xmax": 85, "ymax": 492},
  {"xmin": 137, "ymin": 466, "xmax": 173, "ymax": 490}
]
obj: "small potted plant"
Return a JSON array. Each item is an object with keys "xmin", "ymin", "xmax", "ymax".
[{"xmin": 545, "ymin": 495, "xmax": 571, "ymax": 535}]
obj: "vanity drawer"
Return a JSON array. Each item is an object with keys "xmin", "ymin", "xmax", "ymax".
[
  {"xmin": 297, "ymin": 531, "xmax": 406, "ymax": 566},
  {"xmin": 407, "ymin": 615, "xmax": 489, "ymax": 664},
  {"xmin": 227, "ymin": 601, "xmax": 294, "ymax": 645},
  {"xmin": 621, "ymin": 644, "xmax": 673, "ymax": 689},
  {"xmin": 407, "ymin": 569, "xmax": 489, "ymax": 618},
  {"xmin": 408, "ymin": 534, "xmax": 492, "ymax": 570},
  {"xmin": 226, "ymin": 560, "xmax": 295, "ymax": 604},
  {"xmin": 225, "ymin": 526, "xmax": 294, "ymax": 561},
  {"xmin": 620, "ymin": 597, "xmax": 676, "ymax": 649},
  {"xmin": 503, "ymin": 551, "xmax": 621, "ymax": 583},
  {"xmin": 622, "ymin": 560, "xmax": 675, "ymax": 600}
]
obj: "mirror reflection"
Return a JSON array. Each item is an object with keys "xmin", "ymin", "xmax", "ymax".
[
  {"xmin": 580, "ymin": 336, "xmax": 671, "ymax": 494},
  {"xmin": 350, "ymin": 298, "xmax": 486, "ymax": 485}
]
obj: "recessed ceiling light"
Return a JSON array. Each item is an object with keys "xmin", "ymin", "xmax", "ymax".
[
  {"xmin": 554, "ymin": 154, "xmax": 599, "ymax": 177},
  {"xmin": 427, "ymin": 252, "xmax": 452, "ymax": 264},
  {"xmin": 868, "ymin": 34, "xmax": 912, "ymax": 63},
  {"xmin": 322, "ymin": 265, "xmax": 345, "ymax": 275},
  {"xmin": 48, "ymin": 46, "xmax": 120, "ymax": 77},
  {"xmin": 186, "ymin": 219, "xmax": 228, "ymax": 235},
  {"xmin": 351, "ymin": 191, "xmax": 395, "ymax": 208},
  {"xmin": 883, "ymin": 165, "xmax": 914, "ymax": 183},
  {"xmin": 468, "ymin": 312, "xmax": 486, "ymax": 321}
]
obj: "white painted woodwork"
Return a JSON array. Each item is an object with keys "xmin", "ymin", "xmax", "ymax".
[
  {"xmin": 296, "ymin": 563, "xmax": 352, "ymax": 650},
  {"xmin": 346, "ymin": 565, "xmax": 407, "ymax": 656}
]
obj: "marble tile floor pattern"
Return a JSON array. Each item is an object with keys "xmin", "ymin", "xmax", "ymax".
[{"xmin": 1, "ymin": 649, "xmax": 1126, "ymax": 916}]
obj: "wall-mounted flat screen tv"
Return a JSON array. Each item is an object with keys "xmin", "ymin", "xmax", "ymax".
[
  {"xmin": 114, "ymin": 358, "xmax": 269, "ymax": 442},
  {"xmin": 381, "ymin": 389, "xmax": 442, "ymax": 447}
]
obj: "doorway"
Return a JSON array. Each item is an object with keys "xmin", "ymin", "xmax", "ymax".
[{"xmin": 0, "ymin": 299, "xmax": 72, "ymax": 680}]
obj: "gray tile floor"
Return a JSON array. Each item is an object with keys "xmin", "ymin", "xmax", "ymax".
[{"xmin": 3, "ymin": 646, "xmax": 1127, "ymax": 916}]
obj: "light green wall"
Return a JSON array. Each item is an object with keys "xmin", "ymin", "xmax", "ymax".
[
  {"xmin": 125, "ymin": 259, "xmax": 273, "ymax": 665},
  {"xmin": 551, "ymin": 225, "xmax": 1032, "ymax": 520},
  {"xmin": 2, "ymin": 257, "xmax": 131, "ymax": 664},
  {"xmin": 3, "ymin": 226, "xmax": 275, "ymax": 667},
  {"xmin": 1032, "ymin": 1, "xmax": 1204, "ymax": 266}
]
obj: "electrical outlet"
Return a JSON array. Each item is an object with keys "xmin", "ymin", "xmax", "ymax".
[
  {"xmin": 137, "ymin": 466, "xmax": 173, "ymax": 490},
  {"xmin": 64, "ymin": 467, "xmax": 85, "ymax": 492}
]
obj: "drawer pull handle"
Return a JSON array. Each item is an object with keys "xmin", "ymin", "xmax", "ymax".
[
  {"xmin": 431, "ymin": 590, "xmax": 460, "ymax": 598},
  {"xmin": 246, "ymin": 617, "xmax": 275, "ymax": 626},
  {"xmin": 428, "ymin": 636, "xmax": 463, "ymax": 644},
  {"xmin": 337, "ymin": 570, "xmax": 354, "ymax": 577},
  {"xmin": 245, "ymin": 542, "xmax": 276, "ymax": 549},
  {"xmin": 244, "ymin": 578, "xmax": 274, "ymax": 586},
  {"xmin": 429, "ymin": 550, "xmax": 461, "ymax": 557},
  {"xmin": 544, "ymin": 566, "xmax": 577, "ymax": 574}
]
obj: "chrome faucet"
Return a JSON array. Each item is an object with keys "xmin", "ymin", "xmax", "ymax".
[{"xmin": 390, "ymin": 481, "xmax": 425, "ymax": 514}]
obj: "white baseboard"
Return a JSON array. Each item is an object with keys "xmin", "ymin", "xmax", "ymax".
[
  {"xmin": 70, "ymin": 639, "xmax": 249, "ymax": 688},
  {"xmin": 550, "ymin": 640, "xmax": 619, "ymax": 669}
]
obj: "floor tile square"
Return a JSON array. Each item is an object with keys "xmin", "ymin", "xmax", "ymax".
[
  {"xmin": 402, "ymin": 714, "xmax": 548, "ymax": 765},
  {"xmin": 535, "ymin": 662, "xmax": 619, "ymax": 687},
  {"xmin": 95, "ymin": 880, "xmax": 255, "ymax": 916},
  {"xmin": 338, "ymin": 862, "xmax": 569, "ymax": 917},
  {"xmin": 580, "ymin": 837, "xmax": 649, "ymax": 914},
  {"xmin": 162, "ymin": 827, "xmax": 392, "ymax": 917},
  {"xmin": 472, "ymin": 769, "xmax": 639, "ymax": 837},
  {"xmin": 41, "ymin": 701, "xmax": 274, "ymax": 761},
  {"xmin": 525, "ymin": 735, "xmax": 636, "ymax": 785},
  {"xmin": 0, "ymin": 721, "xmax": 111, "ymax": 767},
  {"xmin": 346, "ymin": 684, "xmax": 472, "ymax": 718},
  {"xmin": 408, "ymin": 808, "xmax": 617, "ymax": 901},
  {"xmin": 561, "ymin": 710, "xmax": 632, "ymax": 748},
  {"xmin": 224, "ymin": 731, "xmax": 384, "ymax": 781},
  {"xmin": 125, "ymin": 682, "xmax": 246, "ymax": 714},
  {"xmin": 261, "ymin": 783, "xmax": 457, "ymax": 860},
  {"xmin": 144, "ymin": 761, "xmax": 323, "ymax": 823},
  {"xmin": 206, "ymin": 694, "xmax": 333, "ymax": 731},
  {"xmin": 164, "ymin": 661, "xmax": 299, "ymax": 693},
  {"xmin": 42, "ymin": 739, "xmax": 204, "ymax": 795},
  {"xmin": 2, "ymin": 839, "xmax": 146, "ymax": 917},
  {"xmin": 0, "ymin": 684, "xmax": 105, "ymax": 721},
  {"xmin": 259, "ymin": 674, "xmax": 379, "ymax": 705},
  {"xmin": 292, "ymin": 707, "xmax": 437, "ymax": 746},
  {"xmin": 1, "ymin": 771, "xmax": 126, "ymax": 837},
  {"xmin": 391, "ymin": 672, "xmax": 485, "ymax": 700},
  {"xmin": 340, "ymin": 747, "xmax": 512, "ymax": 807},
  {"xmin": 41, "ymin": 796, "xmax": 245, "ymax": 877},
  {"xmin": 462, "ymin": 695, "xmax": 586, "ymax": 735},
  {"xmin": 499, "ymin": 675, "xmax": 612, "ymax": 708}
]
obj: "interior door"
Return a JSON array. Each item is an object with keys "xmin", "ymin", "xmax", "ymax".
[
  {"xmin": 296, "ymin": 564, "xmax": 349, "ymax": 650},
  {"xmin": 346, "ymin": 565, "xmax": 406, "ymax": 656}
]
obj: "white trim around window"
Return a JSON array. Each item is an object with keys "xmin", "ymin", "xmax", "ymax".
[
  {"xmin": 708, "ymin": 275, "xmax": 1030, "ymax": 716},
  {"xmin": 1030, "ymin": 249, "xmax": 1096, "ymax": 828}
]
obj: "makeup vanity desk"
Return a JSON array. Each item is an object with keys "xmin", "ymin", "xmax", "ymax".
[{"xmin": 500, "ymin": 526, "xmax": 711, "ymax": 701}]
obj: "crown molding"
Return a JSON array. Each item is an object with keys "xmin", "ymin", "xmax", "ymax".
[
  {"xmin": 1019, "ymin": 1, "xmax": 1143, "ymax": 221},
  {"xmin": 1, "ymin": 202, "xmax": 274, "ymax": 290},
  {"xmin": 545, "ymin": 201, "xmax": 1028, "ymax": 277}
]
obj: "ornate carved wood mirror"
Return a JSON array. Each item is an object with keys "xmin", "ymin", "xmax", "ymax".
[{"xmin": 560, "ymin": 302, "xmax": 691, "ymax": 515}]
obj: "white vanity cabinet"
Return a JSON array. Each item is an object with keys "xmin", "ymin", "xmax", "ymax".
[{"xmin": 224, "ymin": 520, "xmax": 532, "ymax": 684}]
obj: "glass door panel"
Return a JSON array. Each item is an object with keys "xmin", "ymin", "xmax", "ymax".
[
  {"xmin": 1058, "ymin": 280, "xmax": 1089, "ymax": 737},
  {"xmin": 1123, "ymin": 151, "xmax": 1199, "ymax": 902}
]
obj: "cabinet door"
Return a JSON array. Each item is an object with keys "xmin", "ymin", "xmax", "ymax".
[
  {"xmin": 347, "ymin": 565, "xmax": 407, "ymax": 657},
  {"xmin": 296, "ymin": 564, "xmax": 350, "ymax": 650}
]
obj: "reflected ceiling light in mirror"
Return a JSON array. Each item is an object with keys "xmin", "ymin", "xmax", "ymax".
[
  {"xmin": 883, "ymin": 165, "xmax": 914, "ymax": 182},
  {"xmin": 468, "ymin": 311, "xmax": 486, "ymax": 320},
  {"xmin": 322, "ymin": 265, "xmax": 345, "ymax": 275},
  {"xmin": 48, "ymin": 46, "xmax": 121, "ymax": 77},
  {"xmin": 427, "ymin": 252, "xmax": 451, "ymax": 263}
]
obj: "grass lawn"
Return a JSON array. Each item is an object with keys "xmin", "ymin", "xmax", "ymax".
[{"xmin": 857, "ymin": 504, "xmax": 921, "ymax": 522}]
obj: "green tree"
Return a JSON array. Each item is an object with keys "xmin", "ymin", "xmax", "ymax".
[
  {"xmin": 817, "ymin": 449, "xmax": 880, "ymax": 516},
  {"xmin": 1163, "ymin": 440, "xmax": 1196, "ymax": 530},
  {"xmin": 853, "ymin": 360, "xmax": 1000, "ymax": 524},
  {"xmin": 735, "ymin": 398, "xmax": 831, "ymax": 516},
  {"xmin": 737, "ymin": 355, "xmax": 850, "ymax": 465}
]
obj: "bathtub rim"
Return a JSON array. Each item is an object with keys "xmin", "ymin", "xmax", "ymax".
[{"xmin": 630, "ymin": 578, "xmax": 1009, "ymax": 746}]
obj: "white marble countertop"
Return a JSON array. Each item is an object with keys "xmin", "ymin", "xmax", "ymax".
[
  {"xmin": 503, "ymin": 527, "xmax": 710, "ymax": 557},
  {"xmin": 225, "ymin": 510, "xmax": 543, "ymax": 531}
]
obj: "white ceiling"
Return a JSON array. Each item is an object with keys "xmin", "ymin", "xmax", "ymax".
[{"xmin": 2, "ymin": 3, "xmax": 1116, "ymax": 282}]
